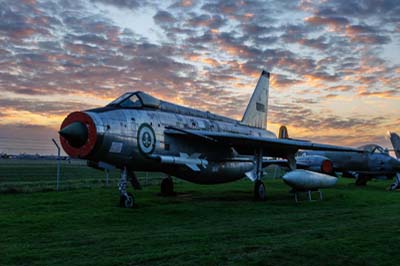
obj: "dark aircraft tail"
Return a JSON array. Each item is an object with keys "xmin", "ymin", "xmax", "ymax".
[
  {"xmin": 241, "ymin": 70, "xmax": 270, "ymax": 129},
  {"xmin": 388, "ymin": 132, "xmax": 400, "ymax": 159},
  {"xmin": 278, "ymin": 125, "xmax": 289, "ymax": 139}
]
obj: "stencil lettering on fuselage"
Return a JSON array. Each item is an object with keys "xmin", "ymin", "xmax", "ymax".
[{"xmin": 109, "ymin": 142, "xmax": 123, "ymax": 153}]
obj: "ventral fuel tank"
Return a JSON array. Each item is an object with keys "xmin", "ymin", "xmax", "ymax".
[{"xmin": 282, "ymin": 170, "xmax": 338, "ymax": 191}]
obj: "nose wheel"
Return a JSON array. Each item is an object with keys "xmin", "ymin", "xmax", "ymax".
[
  {"xmin": 120, "ymin": 192, "xmax": 135, "ymax": 208},
  {"xmin": 254, "ymin": 180, "xmax": 266, "ymax": 201}
]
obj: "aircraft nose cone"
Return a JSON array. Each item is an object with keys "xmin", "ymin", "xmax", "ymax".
[{"xmin": 59, "ymin": 122, "xmax": 88, "ymax": 148}]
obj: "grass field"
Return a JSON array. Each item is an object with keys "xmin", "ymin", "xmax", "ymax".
[
  {"xmin": 1, "ymin": 176, "xmax": 399, "ymax": 266},
  {"xmin": 0, "ymin": 159, "xmax": 165, "ymax": 193}
]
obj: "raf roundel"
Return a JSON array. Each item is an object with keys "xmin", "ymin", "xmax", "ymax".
[{"xmin": 137, "ymin": 124, "xmax": 156, "ymax": 154}]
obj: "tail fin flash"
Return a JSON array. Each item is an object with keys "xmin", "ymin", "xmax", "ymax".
[
  {"xmin": 241, "ymin": 70, "xmax": 270, "ymax": 129},
  {"xmin": 388, "ymin": 132, "xmax": 400, "ymax": 159}
]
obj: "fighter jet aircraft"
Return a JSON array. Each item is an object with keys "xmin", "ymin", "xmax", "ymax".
[
  {"xmin": 295, "ymin": 142, "xmax": 400, "ymax": 189},
  {"xmin": 277, "ymin": 126, "xmax": 400, "ymax": 188},
  {"xmin": 59, "ymin": 70, "xmax": 359, "ymax": 207}
]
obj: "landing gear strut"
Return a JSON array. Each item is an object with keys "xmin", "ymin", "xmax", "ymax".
[
  {"xmin": 118, "ymin": 167, "xmax": 135, "ymax": 208},
  {"xmin": 253, "ymin": 148, "xmax": 266, "ymax": 201},
  {"xmin": 161, "ymin": 176, "xmax": 175, "ymax": 196}
]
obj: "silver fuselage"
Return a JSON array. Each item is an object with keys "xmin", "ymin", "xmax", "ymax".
[
  {"xmin": 298, "ymin": 150, "xmax": 400, "ymax": 178},
  {"xmin": 84, "ymin": 107, "xmax": 276, "ymax": 184}
]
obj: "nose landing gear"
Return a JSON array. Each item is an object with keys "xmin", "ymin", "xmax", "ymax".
[{"xmin": 118, "ymin": 167, "xmax": 141, "ymax": 208}]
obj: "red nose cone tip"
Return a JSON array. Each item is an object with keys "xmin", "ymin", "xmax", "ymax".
[{"xmin": 60, "ymin": 111, "xmax": 97, "ymax": 158}]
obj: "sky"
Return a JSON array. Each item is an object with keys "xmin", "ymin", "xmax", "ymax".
[{"xmin": 0, "ymin": 0, "xmax": 399, "ymax": 155}]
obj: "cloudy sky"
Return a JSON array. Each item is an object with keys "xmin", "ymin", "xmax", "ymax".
[{"xmin": 0, "ymin": 0, "xmax": 399, "ymax": 155}]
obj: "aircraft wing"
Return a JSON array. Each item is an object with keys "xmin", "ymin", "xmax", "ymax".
[{"xmin": 165, "ymin": 127, "xmax": 361, "ymax": 158}]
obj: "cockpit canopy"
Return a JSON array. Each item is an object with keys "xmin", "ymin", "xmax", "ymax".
[
  {"xmin": 105, "ymin": 90, "xmax": 237, "ymax": 124},
  {"xmin": 358, "ymin": 144, "xmax": 388, "ymax": 154},
  {"xmin": 107, "ymin": 91, "xmax": 160, "ymax": 109}
]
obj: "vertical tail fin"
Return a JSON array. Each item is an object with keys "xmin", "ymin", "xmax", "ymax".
[
  {"xmin": 388, "ymin": 132, "xmax": 400, "ymax": 159},
  {"xmin": 241, "ymin": 70, "xmax": 270, "ymax": 129},
  {"xmin": 278, "ymin": 126, "xmax": 289, "ymax": 139}
]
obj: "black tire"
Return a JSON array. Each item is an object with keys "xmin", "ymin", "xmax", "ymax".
[
  {"xmin": 254, "ymin": 180, "xmax": 266, "ymax": 201},
  {"xmin": 161, "ymin": 177, "xmax": 174, "ymax": 196},
  {"xmin": 120, "ymin": 192, "xmax": 134, "ymax": 208},
  {"xmin": 355, "ymin": 175, "xmax": 369, "ymax": 186},
  {"xmin": 342, "ymin": 171, "xmax": 356, "ymax": 178}
]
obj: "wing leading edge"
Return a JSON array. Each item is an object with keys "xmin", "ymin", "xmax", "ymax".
[{"xmin": 165, "ymin": 127, "xmax": 361, "ymax": 158}]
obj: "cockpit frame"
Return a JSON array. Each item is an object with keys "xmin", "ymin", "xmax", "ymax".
[
  {"xmin": 359, "ymin": 144, "xmax": 388, "ymax": 154},
  {"xmin": 107, "ymin": 91, "xmax": 160, "ymax": 109}
]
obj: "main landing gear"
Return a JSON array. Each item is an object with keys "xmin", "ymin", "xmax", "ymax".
[
  {"xmin": 120, "ymin": 192, "xmax": 134, "ymax": 208},
  {"xmin": 389, "ymin": 173, "xmax": 400, "ymax": 190},
  {"xmin": 355, "ymin": 174, "xmax": 370, "ymax": 186},
  {"xmin": 161, "ymin": 176, "xmax": 175, "ymax": 196},
  {"xmin": 254, "ymin": 180, "xmax": 266, "ymax": 201},
  {"xmin": 118, "ymin": 167, "xmax": 142, "ymax": 208},
  {"xmin": 253, "ymin": 148, "xmax": 266, "ymax": 201}
]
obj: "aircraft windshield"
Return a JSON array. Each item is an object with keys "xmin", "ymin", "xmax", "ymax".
[
  {"xmin": 120, "ymin": 94, "xmax": 142, "ymax": 108},
  {"xmin": 107, "ymin": 92, "xmax": 143, "ymax": 108},
  {"xmin": 360, "ymin": 144, "xmax": 386, "ymax": 154},
  {"xmin": 108, "ymin": 93, "xmax": 132, "ymax": 106}
]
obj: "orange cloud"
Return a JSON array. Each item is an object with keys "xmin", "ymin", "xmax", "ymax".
[
  {"xmin": 303, "ymin": 73, "xmax": 338, "ymax": 87},
  {"xmin": 358, "ymin": 89, "xmax": 399, "ymax": 98},
  {"xmin": 326, "ymin": 85, "xmax": 354, "ymax": 92},
  {"xmin": 180, "ymin": 0, "xmax": 193, "ymax": 7},
  {"xmin": 201, "ymin": 57, "xmax": 220, "ymax": 67},
  {"xmin": 271, "ymin": 74, "xmax": 304, "ymax": 89},
  {"xmin": 304, "ymin": 16, "xmax": 349, "ymax": 31},
  {"xmin": 10, "ymin": 28, "xmax": 36, "ymax": 39},
  {"xmin": 0, "ymin": 108, "xmax": 64, "ymax": 129},
  {"xmin": 185, "ymin": 54, "xmax": 201, "ymax": 61},
  {"xmin": 23, "ymin": 0, "xmax": 36, "ymax": 5}
]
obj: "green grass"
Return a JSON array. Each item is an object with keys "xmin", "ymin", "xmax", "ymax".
[
  {"xmin": 0, "ymin": 159, "xmax": 111, "ymax": 182},
  {"xmin": 0, "ymin": 159, "xmax": 164, "ymax": 193},
  {"xmin": 1, "ymin": 177, "xmax": 399, "ymax": 266}
]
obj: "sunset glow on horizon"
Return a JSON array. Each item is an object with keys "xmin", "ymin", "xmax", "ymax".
[{"xmin": 0, "ymin": 0, "xmax": 399, "ymax": 155}]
